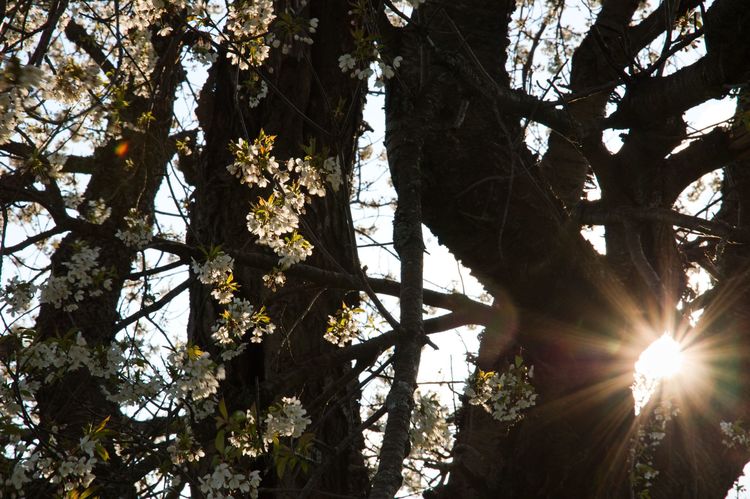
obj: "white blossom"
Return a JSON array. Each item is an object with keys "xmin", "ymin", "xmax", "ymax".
[
  {"xmin": 338, "ymin": 53, "xmax": 357, "ymax": 73},
  {"xmin": 192, "ymin": 251, "xmax": 237, "ymax": 303},
  {"xmin": 40, "ymin": 242, "xmax": 109, "ymax": 310},
  {"xmin": 264, "ymin": 396, "xmax": 312, "ymax": 442},
  {"xmin": 115, "ymin": 209, "xmax": 153, "ymax": 249},
  {"xmin": 466, "ymin": 359, "xmax": 537, "ymax": 424},
  {"xmin": 168, "ymin": 344, "xmax": 225, "ymax": 419},
  {"xmin": 81, "ymin": 198, "xmax": 111, "ymax": 224},
  {"xmin": 168, "ymin": 427, "xmax": 206, "ymax": 466},
  {"xmin": 2, "ymin": 276, "xmax": 36, "ymax": 316},
  {"xmin": 199, "ymin": 463, "xmax": 261, "ymax": 499},
  {"xmin": 324, "ymin": 303, "xmax": 363, "ymax": 347},
  {"xmin": 262, "ymin": 268, "xmax": 286, "ymax": 291},
  {"xmin": 721, "ymin": 420, "xmax": 750, "ymax": 449}
]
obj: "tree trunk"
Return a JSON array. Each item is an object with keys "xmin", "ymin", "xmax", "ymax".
[{"xmin": 188, "ymin": 3, "xmax": 368, "ymax": 496}]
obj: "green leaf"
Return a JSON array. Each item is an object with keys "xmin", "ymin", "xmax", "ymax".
[
  {"xmin": 215, "ymin": 429, "xmax": 225, "ymax": 454},
  {"xmin": 79, "ymin": 485, "xmax": 100, "ymax": 499},
  {"xmin": 96, "ymin": 443, "xmax": 110, "ymax": 462},
  {"xmin": 94, "ymin": 415, "xmax": 111, "ymax": 435},
  {"xmin": 276, "ymin": 455, "xmax": 288, "ymax": 478},
  {"xmin": 218, "ymin": 398, "xmax": 228, "ymax": 420}
]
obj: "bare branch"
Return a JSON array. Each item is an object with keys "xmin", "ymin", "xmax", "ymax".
[
  {"xmin": 370, "ymin": 117, "xmax": 425, "ymax": 498},
  {"xmin": 113, "ymin": 279, "xmax": 193, "ymax": 333},
  {"xmin": 576, "ymin": 201, "xmax": 750, "ymax": 243},
  {"xmin": 149, "ymin": 239, "xmax": 495, "ymax": 318}
]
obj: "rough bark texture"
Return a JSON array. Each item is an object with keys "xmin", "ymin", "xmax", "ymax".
[
  {"xmin": 188, "ymin": 3, "xmax": 368, "ymax": 497},
  {"xmin": 382, "ymin": 0, "xmax": 750, "ymax": 497},
  {"xmin": 28, "ymin": 29, "xmax": 186, "ymax": 497}
]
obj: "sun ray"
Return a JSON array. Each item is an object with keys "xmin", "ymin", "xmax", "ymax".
[{"xmin": 632, "ymin": 333, "xmax": 683, "ymax": 415}]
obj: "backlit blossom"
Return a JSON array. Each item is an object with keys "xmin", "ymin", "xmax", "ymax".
[{"xmin": 265, "ymin": 396, "xmax": 312, "ymax": 442}]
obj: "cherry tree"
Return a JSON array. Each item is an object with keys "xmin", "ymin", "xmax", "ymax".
[{"xmin": 2, "ymin": 1, "xmax": 750, "ymax": 498}]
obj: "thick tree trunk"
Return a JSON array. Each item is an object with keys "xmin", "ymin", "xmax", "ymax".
[
  {"xmin": 30, "ymin": 34, "xmax": 185, "ymax": 497},
  {"xmin": 385, "ymin": 1, "xmax": 750, "ymax": 497},
  {"xmin": 189, "ymin": 3, "xmax": 368, "ymax": 496}
]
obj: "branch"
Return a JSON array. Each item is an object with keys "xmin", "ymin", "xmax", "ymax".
[
  {"xmin": 61, "ymin": 154, "xmax": 98, "ymax": 174},
  {"xmin": 370, "ymin": 124, "xmax": 425, "ymax": 497},
  {"xmin": 576, "ymin": 201, "xmax": 750, "ymax": 243},
  {"xmin": 64, "ymin": 19, "xmax": 116, "ymax": 75},
  {"xmin": 627, "ymin": 0, "xmax": 703, "ymax": 52},
  {"xmin": 434, "ymin": 42, "xmax": 582, "ymax": 137},
  {"xmin": 113, "ymin": 278, "xmax": 193, "ymax": 333},
  {"xmin": 608, "ymin": 0, "xmax": 750, "ymax": 127},
  {"xmin": 265, "ymin": 311, "xmax": 478, "ymax": 395},
  {"xmin": 28, "ymin": 0, "xmax": 69, "ymax": 65},
  {"xmin": 125, "ymin": 259, "xmax": 187, "ymax": 281},
  {"xmin": 148, "ymin": 239, "xmax": 495, "ymax": 318},
  {"xmin": 623, "ymin": 220, "xmax": 664, "ymax": 298},
  {"xmin": 0, "ymin": 174, "xmax": 106, "ymax": 238},
  {"xmin": 0, "ymin": 226, "xmax": 65, "ymax": 256},
  {"xmin": 664, "ymin": 127, "xmax": 750, "ymax": 202}
]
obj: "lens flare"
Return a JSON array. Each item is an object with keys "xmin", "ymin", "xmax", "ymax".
[
  {"xmin": 114, "ymin": 140, "xmax": 129, "ymax": 158},
  {"xmin": 632, "ymin": 333, "xmax": 683, "ymax": 415}
]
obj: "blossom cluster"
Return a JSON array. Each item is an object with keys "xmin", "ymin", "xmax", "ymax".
[
  {"xmin": 167, "ymin": 427, "xmax": 206, "ymax": 467},
  {"xmin": 399, "ymin": 390, "xmax": 452, "ymax": 492},
  {"xmin": 265, "ymin": 396, "xmax": 312, "ymax": 442},
  {"xmin": 324, "ymin": 303, "xmax": 364, "ymax": 347},
  {"xmin": 115, "ymin": 208, "xmax": 153, "ymax": 249},
  {"xmin": 211, "ymin": 298, "xmax": 275, "ymax": 359},
  {"xmin": 2, "ymin": 276, "xmax": 37, "ymax": 316},
  {"xmin": 0, "ymin": 323, "xmax": 313, "ymax": 495},
  {"xmin": 337, "ymin": 7, "xmax": 405, "ymax": 87},
  {"xmin": 0, "ymin": 57, "xmax": 46, "ymax": 144},
  {"xmin": 224, "ymin": 0, "xmax": 275, "ymax": 110},
  {"xmin": 0, "ymin": 412, "xmax": 110, "ymax": 494},
  {"xmin": 167, "ymin": 344, "xmax": 225, "ymax": 420},
  {"xmin": 15, "ymin": 332, "xmax": 161, "ymax": 410},
  {"xmin": 630, "ymin": 399, "xmax": 679, "ymax": 495},
  {"xmin": 39, "ymin": 241, "xmax": 113, "ymax": 312},
  {"xmin": 262, "ymin": 268, "xmax": 287, "ymax": 291},
  {"xmin": 80, "ymin": 198, "xmax": 111, "ymax": 224},
  {"xmin": 192, "ymin": 251, "xmax": 237, "ymax": 304},
  {"xmin": 194, "ymin": 396, "xmax": 311, "ymax": 498},
  {"xmin": 338, "ymin": 52, "xmax": 403, "ymax": 86},
  {"xmin": 410, "ymin": 390, "xmax": 451, "ymax": 455},
  {"xmin": 191, "ymin": 250, "xmax": 276, "ymax": 356},
  {"xmin": 228, "ymin": 131, "xmax": 342, "ymax": 269},
  {"xmin": 466, "ymin": 357, "xmax": 537, "ymax": 424},
  {"xmin": 267, "ymin": 16, "xmax": 319, "ymax": 55},
  {"xmin": 720, "ymin": 420, "xmax": 750, "ymax": 449},
  {"xmin": 198, "ymin": 464, "xmax": 262, "ymax": 499}
]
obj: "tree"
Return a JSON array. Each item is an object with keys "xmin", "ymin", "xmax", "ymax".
[{"xmin": 2, "ymin": 0, "xmax": 750, "ymax": 497}]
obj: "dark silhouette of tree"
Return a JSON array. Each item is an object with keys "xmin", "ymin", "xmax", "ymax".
[{"xmin": 1, "ymin": 1, "xmax": 750, "ymax": 498}]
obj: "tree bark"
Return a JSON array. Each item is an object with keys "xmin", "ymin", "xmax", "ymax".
[{"xmin": 189, "ymin": 2, "xmax": 368, "ymax": 496}]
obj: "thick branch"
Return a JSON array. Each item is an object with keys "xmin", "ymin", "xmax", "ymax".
[
  {"xmin": 64, "ymin": 19, "xmax": 116, "ymax": 75},
  {"xmin": 113, "ymin": 278, "xmax": 193, "ymax": 333},
  {"xmin": 609, "ymin": 0, "xmax": 750, "ymax": 127},
  {"xmin": 265, "ymin": 311, "xmax": 477, "ymax": 395},
  {"xmin": 576, "ymin": 201, "xmax": 750, "ymax": 243},
  {"xmin": 149, "ymin": 239, "xmax": 495, "ymax": 318},
  {"xmin": 664, "ymin": 127, "xmax": 750, "ymax": 201}
]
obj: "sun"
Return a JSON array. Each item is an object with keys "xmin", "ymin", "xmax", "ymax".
[
  {"xmin": 637, "ymin": 333, "xmax": 683, "ymax": 380},
  {"xmin": 632, "ymin": 333, "xmax": 684, "ymax": 415}
]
